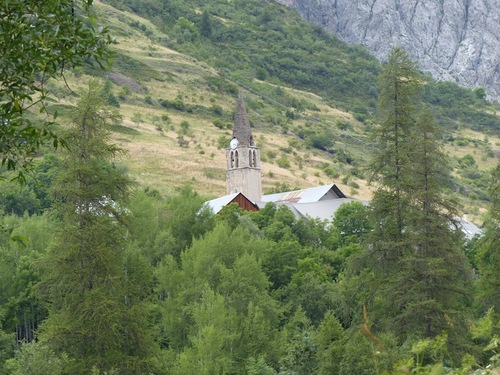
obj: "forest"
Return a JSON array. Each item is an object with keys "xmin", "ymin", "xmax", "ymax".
[{"xmin": 0, "ymin": 1, "xmax": 499, "ymax": 374}]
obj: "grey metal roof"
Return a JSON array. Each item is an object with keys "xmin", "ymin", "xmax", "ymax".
[
  {"xmin": 290, "ymin": 198, "xmax": 359, "ymax": 221},
  {"xmin": 455, "ymin": 217, "xmax": 483, "ymax": 240},
  {"xmin": 205, "ymin": 190, "xmax": 483, "ymax": 240},
  {"xmin": 257, "ymin": 198, "xmax": 364, "ymax": 222},
  {"xmin": 261, "ymin": 184, "xmax": 346, "ymax": 204}
]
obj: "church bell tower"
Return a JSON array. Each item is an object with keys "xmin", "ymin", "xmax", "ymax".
[{"xmin": 226, "ymin": 93, "xmax": 262, "ymax": 203}]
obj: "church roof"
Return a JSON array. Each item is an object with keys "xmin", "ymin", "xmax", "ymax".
[
  {"xmin": 261, "ymin": 184, "xmax": 346, "ymax": 204},
  {"xmin": 288, "ymin": 198, "xmax": 359, "ymax": 221},
  {"xmin": 204, "ymin": 192, "xmax": 258, "ymax": 214},
  {"xmin": 205, "ymin": 193, "xmax": 240, "ymax": 214},
  {"xmin": 232, "ymin": 92, "xmax": 254, "ymax": 146}
]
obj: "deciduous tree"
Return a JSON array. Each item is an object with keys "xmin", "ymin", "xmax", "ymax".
[{"xmin": 0, "ymin": 0, "xmax": 110, "ymax": 176}]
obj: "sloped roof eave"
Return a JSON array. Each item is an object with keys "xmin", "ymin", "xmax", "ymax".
[
  {"xmin": 261, "ymin": 184, "xmax": 346, "ymax": 204},
  {"xmin": 204, "ymin": 193, "xmax": 240, "ymax": 214}
]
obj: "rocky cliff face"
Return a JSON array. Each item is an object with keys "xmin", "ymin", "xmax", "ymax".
[{"xmin": 275, "ymin": 0, "xmax": 500, "ymax": 100}]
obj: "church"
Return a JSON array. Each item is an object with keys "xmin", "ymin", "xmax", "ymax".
[
  {"xmin": 204, "ymin": 93, "xmax": 483, "ymax": 238},
  {"xmin": 205, "ymin": 93, "xmax": 358, "ymax": 222}
]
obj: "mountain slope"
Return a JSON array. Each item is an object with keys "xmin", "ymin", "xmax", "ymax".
[
  {"xmin": 275, "ymin": 0, "xmax": 500, "ymax": 101},
  {"xmin": 53, "ymin": 1, "xmax": 374, "ymax": 200},
  {"xmin": 44, "ymin": 0, "xmax": 500, "ymax": 222}
]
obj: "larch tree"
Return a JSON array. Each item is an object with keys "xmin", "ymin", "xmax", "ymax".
[
  {"xmin": 394, "ymin": 107, "xmax": 471, "ymax": 340},
  {"xmin": 368, "ymin": 46, "xmax": 420, "ymax": 270},
  {"xmin": 36, "ymin": 82, "xmax": 156, "ymax": 374},
  {"xmin": 475, "ymin": 161, "xmax": 500, "ymax": 317},
  {"xmin": 361, "ymin": 47, "xmax": 471, "ymax": 353}
]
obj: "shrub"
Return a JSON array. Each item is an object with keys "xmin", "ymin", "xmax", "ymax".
[
  {"xmin": 455, "ymin": 138, "xmax": 470, "ymax": 146},
  {"xmin": 323, "ymin": 166, "xmax": 340, "ymax": 179},
  {"xmin": 211, "ymin": 104, "xmax": 223, "ymax": 116},
  {"xmin": 144, "ymin": 95, "xmax": 154, "ymax": 105},
  {"xmin": 458, "ymin": 154, "xmax": 476, "ymax": 169},
  {"xmin": 256, "ymin": 67, "xmax": 268, "ymax": 80},
  {"xmin": 288, "ymin": 138, "xmax": 302, "ymax": 150},
  {"xmin": 277, "ymin": 156, "xmax": 290, "ymax": 168},
  {"xmin": 212, "ymin": 118, "xmax": 232, "ymax": 129},
  {"xmin": 266, "ymin": 151, "xmax": 277, "ymax": 159},
  {"xmin": 336, "ymin": 120, "xmax": 352, "ymax": 131},
  {"xmin": 217, "ymin": 135, "xmax": 231, "ymax": 149},
  {"xmin": 213, "ymin": 119, "xmax": 225, "ymax": 129},
  {"xmin": 160, "ymin": 98, "xmax": 193, "ymax": 112}
]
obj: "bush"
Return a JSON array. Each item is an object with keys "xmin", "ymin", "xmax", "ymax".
[
  {"xmin": 144, "ymin": 95, "xmax": 154, "ymax": 105},
  {"xmin": 211, "ymin": 104, "xmax": 223, "ymax": 116},
  {"xmin": 288, "ymin": 138, "xmax": 302, "ymax": 150},
  {"xmin": 323, "ymin": 166, "xmax": 340, "ymax": 179},
  {"xmin": 336, "ymin": 120, "xmax": 352, "ymax": 131},
  {"xmin": 256, "ymin": 67, "xmax": 268, "ymax": 81},
  {"xmin": 308, "ymin": 135, "xmax": 333, "ymax": 152},
  {"xmin": 217, "ymin": 135, "xmax": 231, "ymax": 149},
  {"xmin": 458, "ymin": 154, "xmax": 476, "ymax": 169},
  {"xmin": 213, "ymin": 119, "xmax": 225, "ymax": 129},
  {"xmin": 160, "ymin": 98, "xmax": 193, "ymax": 112},
  {"xmin": 277, "ymin": 156, "xmax": 290, "ymax": 168},
  {"xmin": 266, "ymin": 151, "xmax": 277, "ymax": 159}
]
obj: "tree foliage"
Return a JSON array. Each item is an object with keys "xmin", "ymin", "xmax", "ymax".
[
  {"xmin": 0, "ymin": 1, "xmax": 496, "ymax": 368},
  {"xmin": 475, "ymin": 162, "xmax": 500, "ymax": 317},
  {"xmin": 358, "ymin": 48, "xmax": 472, "ymax": 357},
  {"xmin": 36, "ymin": 82, "xmax": 156, "ymax": 374},
  {"xmin": 0, "ymin": 0, "xmax": 111, "ymax": 176}
]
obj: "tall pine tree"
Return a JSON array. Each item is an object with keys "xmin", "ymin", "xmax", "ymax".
[
  {"xmin": 362, "ymin": 48, "xmax": 471, "ymax": 355},
  {"xmin": 368, "ymin": 47, "xmax": 420, "ymax": 269},
  {"xmin": 396, "ymin": 108, "xmax": 471, "ymax": 339},
  {"xmin": 37, "ymin": 81, "xmax": 156, "ymax": 374},
  {"xmin": 475, "ymin": 162, "xmax": 500, "ymax": 317}
]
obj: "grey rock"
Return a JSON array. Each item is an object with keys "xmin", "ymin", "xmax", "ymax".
[{"xmin": 275, "ymin": 0, "xmax": 500, "ymax": 100}]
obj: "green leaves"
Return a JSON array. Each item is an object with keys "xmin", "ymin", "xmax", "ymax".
[{"xmin": 0, "ymin": 0, "xmax": 111, "ymax": 175}]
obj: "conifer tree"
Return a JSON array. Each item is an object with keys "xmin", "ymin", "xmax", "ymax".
[
  {"xmin": 362, "ymin": 48, "xmax": 471, "ymax": 351},
  {"xmin": 475, "ymin": 162, "xmax": 500, "ymax": 316},
  {"xmin": 369, "ymin": 47, "xmax": 420, "ymax": 269},
  {"xmin": 394, "ymin": 107, "xmax": 471, "ymax": 339},
  {"xmin": 37, "ymin": 82, "xmax": 156, "ymax": 374},
  {"xmin": 199, "ymin": 10, "xmax": 212, "ymax": 38}
]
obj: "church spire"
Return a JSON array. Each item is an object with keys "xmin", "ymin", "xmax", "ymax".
[
  {"xmin": 232, "ymin": 92, "xmax": 254, "ymax": 146},
  {"xmin": 226, "ymin": 92, "xmax": 261, "ymax": 202}
]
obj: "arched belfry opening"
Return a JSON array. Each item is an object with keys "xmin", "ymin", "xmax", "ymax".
[{"xmin": 226, "ymin": 92, "xmax": 261, "ymax": 202}]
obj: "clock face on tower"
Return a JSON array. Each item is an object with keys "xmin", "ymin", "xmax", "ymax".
[{"xmin": 230, "ymin": 138, "xmax": 239, "ymax": 150}]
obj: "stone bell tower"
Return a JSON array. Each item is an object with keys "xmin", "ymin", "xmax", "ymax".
[{"xmin": 226, "ymin": 93, "xmax": 262, "ymax": 203}]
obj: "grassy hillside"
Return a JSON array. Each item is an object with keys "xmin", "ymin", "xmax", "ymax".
[{"xmin": 45, "ymin": 0, "xmax": 499, "ymax": 221}]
